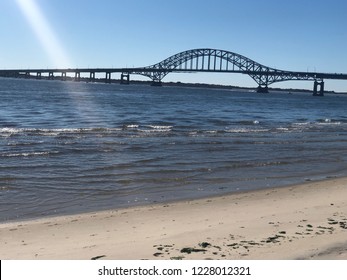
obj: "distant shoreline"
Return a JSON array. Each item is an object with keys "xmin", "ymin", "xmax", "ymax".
[{"xmin": 1, "ymin": 76, "xmax": 346, "ymax": 95}]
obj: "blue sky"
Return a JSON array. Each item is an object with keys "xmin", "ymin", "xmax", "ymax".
[{"xmin": 1, "ymin": 0, "xmax": 347, "ymax": 91}]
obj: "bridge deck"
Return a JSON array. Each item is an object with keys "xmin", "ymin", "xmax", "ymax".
[{"xmin": 1, "ymin": 68, "xmax": 347, "ymax": 80}]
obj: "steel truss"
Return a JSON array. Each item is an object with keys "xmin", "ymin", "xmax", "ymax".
[{"xmin": 133, "ymin": 48, "xmax": 324, "ymax": 87}]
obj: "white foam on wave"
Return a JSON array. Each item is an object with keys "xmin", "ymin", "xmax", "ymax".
[
  {"xmin": 318, "ymin": 119, "xmax": 341, "ymax": 125},
  {"xmin": 136, "ymin": 125, "xmax": 173, "ymax": 133},
  {"xmin": 188, "ymin": 131, "xmax": 198, "ymax": 137},
  {"xmin": 293, "ymin": 120, "xmax": 342, "ymax": 127},
  {"xmin": 293, "ymin": 122, "xmax": 310, "ymax": 126},
  {"xmin": 147, "ymin": 125, "xmax": 173, "ymax": 130},
  {"xmin": 225, "ymin": 128, "xmax": 269, "ymax": 133},
  {"xmin": 0, "ymin": 127, "xmax": 122, "ymax": 137},
  {"xmin": 0, "ymin": 128, "xmax": 22, "ymax": 134},
  {"xmin": 124, "ymin": 124, "xmax": 139, "ymax": 129},
  {"xmin": 139, "ymin": 128, "xmax": 172, "ymax": 133},
  {"xmin": 1, "ymin": 151, "xmax": 57, "ymax": 158}
]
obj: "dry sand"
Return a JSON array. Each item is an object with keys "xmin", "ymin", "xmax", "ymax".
[{"xmin": 1, "ymin": 177, "xmax": 346, "ymax": 260}]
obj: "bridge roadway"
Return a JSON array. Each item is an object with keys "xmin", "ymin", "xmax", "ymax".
[{"xmin": 1, "ymin": 48, "xmax": 347, "ymax": 95}]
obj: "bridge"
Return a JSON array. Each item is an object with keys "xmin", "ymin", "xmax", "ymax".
[{"xmin": 1, "ymin": 48, "xmax": 347, "ymax": 96}]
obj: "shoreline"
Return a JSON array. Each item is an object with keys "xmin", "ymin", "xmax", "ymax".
[
  {"xmin": 0, "ymin": 176, "xmax": 340, "ymax": 225},
  {"xmin": 2, "ymin": 76, "xmax": 346, "ymax": 95},
  {"xmin": 1, "ymin": 177, "xmax": 346, "ymax": 260}
]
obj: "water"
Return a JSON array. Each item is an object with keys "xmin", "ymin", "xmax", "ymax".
[{"xmin": 1, "ymin": 78, "xmax": 347, "ymax": 222}]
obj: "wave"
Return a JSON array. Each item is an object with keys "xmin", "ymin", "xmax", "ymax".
[
  {"xmin": 292, "ymin": 120, "xmax": 345, "ymax": 129},
  {"xmin": 234, "ymin": 120, "xmax": 260, "ymax": 125},
  {"xmin": 0, "ymin": 125, "xmax": 174, "ymax": 136},
  {"xmin": 147, "ymin": 125, "xmax": 173, "ymax": 130},
  {"xmin": 316, "ymin": 118, "xmax": 342, "ymax": 125},
  {"xmin": 225, "ymin": 128, "xmax": 269, "ymax": 133},
  {"xmin": 1, "ymin": 117, "xmax": 346, "ymax": 140},
  {"xmin": 0, "ymin": 127, "xmax": 123, "ymax": 137},
  {"xmin": 138, "ymin": 129, "xmax": 172, "ymax": 133},
  {"xmin": 0, "ymin": 151, "xmax": 59, "ymax": 158},
  {"xmin": 123, "ymin": 124, "xmax": 139, "ymax": 129}
]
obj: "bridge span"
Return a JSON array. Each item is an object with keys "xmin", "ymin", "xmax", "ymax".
[{"xmin": 1, "ymin": 48, "xmax": 347, "ymax": 96}]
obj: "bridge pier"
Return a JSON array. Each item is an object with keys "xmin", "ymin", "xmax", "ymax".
[
  {"xmin": 74, "ymin": 72, "xmax": 81, "ymax": 82},
  {"xmin": 313, "ymin": 80, "xmax": 324, "ymax": 96},
  {"xmin": 151, "ymin": 81, "xmax": 162, "ymax": 87},
  {"xmin": 49, "ymin": 72, "xmax": 54, "ymax": 80},
  {"xmin": 120, "ymin": 73, "xmax": 130, "ymax": 84},
  {"xmin": 61, "ymin": 72, "xmax": 67, "ymax": 81},
  {"xmin": 90, "ymin": 72, "xmax": 95, "ymax": 82},
  {"xmin": 105, "ymin": 72, "xmax": 111, "ymax": 83},
  {"xmin": 256, "ymin": 85, "xmax": 269, "ymax": 93},
  {"xmin": 36, "ymin": 72, "xmax": 42, "ymax": 80}
]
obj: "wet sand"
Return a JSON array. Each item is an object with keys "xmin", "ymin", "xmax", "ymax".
[{"xmin": 1, "ymin": 177, "xmax": 346, "ymax": 260}]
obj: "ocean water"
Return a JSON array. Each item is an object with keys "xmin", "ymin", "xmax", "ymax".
[{"xmin": 1, "ymin": 78, "xmax": 347, "ymax": 222}]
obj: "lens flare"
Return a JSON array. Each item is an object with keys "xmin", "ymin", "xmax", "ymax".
[
  {"xmin": 15, "ymin": 0, "xmax": 71, "ymax": 67},
  {"xmin": 15, "ymin": 0, "xmax": 107, "ymax": 127}
]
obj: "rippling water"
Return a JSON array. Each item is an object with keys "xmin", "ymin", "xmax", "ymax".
[{"xmin": 1, "ymin": 78, "xmax": 347, "ymax": 222}]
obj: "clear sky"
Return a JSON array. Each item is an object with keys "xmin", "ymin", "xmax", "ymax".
[{"xmin": 1, "ymin": 0, "xmax": 347, "ymax": 91}]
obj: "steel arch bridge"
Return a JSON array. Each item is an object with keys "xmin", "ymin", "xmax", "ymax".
[
  {"xmin": 131, "ymin": 48, "xmax": 347, "ymax": 93},
  {"xmin": 134, "ymin": 48, "xmax": 301, "ymax": 86},
  {"xmin": 1, "ymin": 48, "xmax": 347, "ymax": 95}
]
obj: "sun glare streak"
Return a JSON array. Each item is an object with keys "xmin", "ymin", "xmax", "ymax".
[
  {"xmin": 15, "ymin": 0, "xmax": 71, "ymax": 67},
  {"xmin": 15, "ymin": 0, "xmax": 108, "ymax": 130}
]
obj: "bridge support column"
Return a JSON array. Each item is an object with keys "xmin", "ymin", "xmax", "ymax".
[
  {"xmin": 321, "ymin": 81, "xmax": 325, "ymax": 96},
  {"xmin": 256, "ymin": 85, "xmax": 268, "ymax": 93},
  {"xmin": 120, "ymin": 73, "xmax": 130, "ymax": 84},
  {"xmin": 49, "ymin": 72, "xmax": 54, "ymax": 80},
  {"xmin": 105, "ymin": 72, "xmax": 111, "ymax": 83},
  {"xmin": 36, "ymin": 72, "xmax": 42, "ymax": 80},
  {"xmin": 61, "ymin": 72, "xmax": 67, "ymax": 81},
  {"xmin": 313, "ymin": 80, "xmax": 324, "ymax": 96},
  {"xmin": 74, "ymin": 72, "xmax": 81, "ymax": 82},
  {"xmin": 90, "ymin": 72, "xmax": 95, "ymax": 82}
]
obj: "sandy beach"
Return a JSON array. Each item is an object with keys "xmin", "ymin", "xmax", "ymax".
[{"xmin": 1, "ymin": 177, "xmax": 346, "ymax": 260}]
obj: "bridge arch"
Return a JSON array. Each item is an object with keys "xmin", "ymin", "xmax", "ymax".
[{"xmin": 134, "ymin": 48, "xmax": 275, "ymax": 87}]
